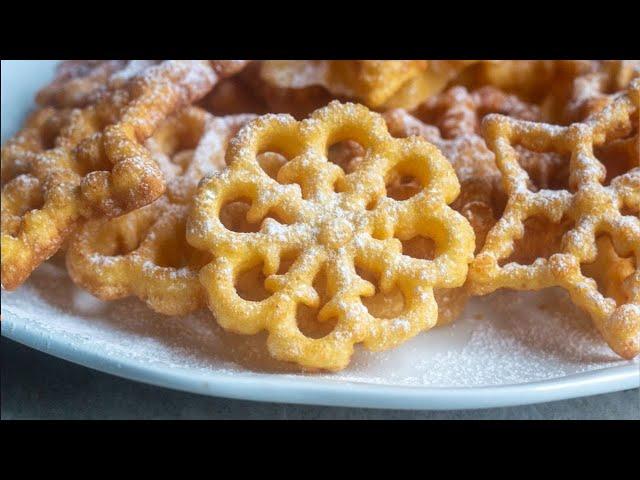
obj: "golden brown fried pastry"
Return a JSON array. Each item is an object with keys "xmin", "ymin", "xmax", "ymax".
[
  {"xmin": 186, "ymin": 101, "xmax": 475, "ymax": 370},
  {"xmin": 469, "ymin": 79, "xmax": 640, "ymax": 359},
  {"xmin": 66, "ymin": 108, "xmax": 256, "ymax": 315},
  {"xmin": 1, "ymin": 60, "xmax": 248, "ymax": 290}
]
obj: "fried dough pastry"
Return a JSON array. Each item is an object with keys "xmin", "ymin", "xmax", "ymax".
[
  {"xmin": 199, "ymin": 75, "xmax": 269, "ymax": 116},
  {"xmin": 562, "ymin": 60, "xmax": 640, "ymax": 123},
  {"xmin": 260, "ymin": 60, "xmax": 428, "ymax": 107},
  {"xmin": 469, "ymin": 79, "xmax": 640, "ymax": 359},
  {"xmin": 382, "ymin": 61, "xmax": 480, "ymax": 110},
  {"xmin": 258, "ymin": 60, "xmax": 478, "ymax": 111},
  {"xmin": 385, "ymin": 86, "xmax": 546, "ymax": 245},
  {"xmin": 415, "ymin": 85, "xmax": 542, "ymax": 138},
  {"xmin": 1, "ymin": 107, "xmax": 74, "ymax": 185},
  {"xmin": 457, "ymin": 60, "xmax": 640, "ymax": 123},
  {"xmin": 382, "ymin": 85, "xmax": 545, "ymax": 324},
  {"xmin": 1, "ymin": 60, "xmax": 247, "ymax": 290},
  {"xmin": 66, "ymin": 108, "xmax": 255, "ymax": 315},
  {"xmin": 237, "ymin": 62, "xmax": 347, "ymax": 119},
  {"xmin": 35, "ymin": 61, "xmax": 161, "ymax": 108},
  {"xmin": 457, "ymin": 61, "xmax": 592, "ymax": 103},
  {"xmin": 187, "ymin": 101, "xmax": 475, "ymax": 370}
]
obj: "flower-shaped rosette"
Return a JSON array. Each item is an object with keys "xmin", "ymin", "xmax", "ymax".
[
  {"xmin": 469, "ymin": 80, "xmax": 640, "ymax": 359},
  {"xmin": 187, "ymin": 101, "xmax": 475, "ymax": 370}
]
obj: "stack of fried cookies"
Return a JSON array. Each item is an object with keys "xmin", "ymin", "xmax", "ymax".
[{"xmin": 2, "ymin": 60, "xmax": 638, "ymax": 371}]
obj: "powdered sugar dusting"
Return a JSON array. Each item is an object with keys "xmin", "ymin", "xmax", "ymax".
[{"xmin": 1, "ymin": 262, "xmax": 635, "ymax": 387}]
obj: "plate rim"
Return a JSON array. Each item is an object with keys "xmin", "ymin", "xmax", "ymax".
[{"xmin": 3, "ymin": 315, "xmax": 638, "ymax": 410}]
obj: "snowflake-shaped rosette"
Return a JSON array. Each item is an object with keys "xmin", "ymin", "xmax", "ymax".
[
  {"xmin": 66, "ymin": 109, "xmax": 256, "ymax": 316},
  {"xmin": 2, "ymin": 61, "xmax": 235, "ymax": 291},
  {"xmin": 187, "ymin": 101, "xmax": 475, "ymax": 371},
  {"xmin": 469, "ymin": 80, "xmax": 640, "ymax": 359}
]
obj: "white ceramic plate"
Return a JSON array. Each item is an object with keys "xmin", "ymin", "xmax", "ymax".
[{"xmin": 1, "ymin": 60, "xmax": 638, "ymax": 410}]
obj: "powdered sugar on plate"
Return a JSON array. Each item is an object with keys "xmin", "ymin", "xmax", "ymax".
[{"xmin": 1, "ymin": 261, "xmax": 636, "ymax": 387}]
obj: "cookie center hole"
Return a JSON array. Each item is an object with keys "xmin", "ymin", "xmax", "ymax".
[
  {"xmin": 513, "ymin": 145, "xmax": 571, "ymax": 192},
  {"xmin": 499, "ymin": 215, "xmax": 574, "ymax": 267}
]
